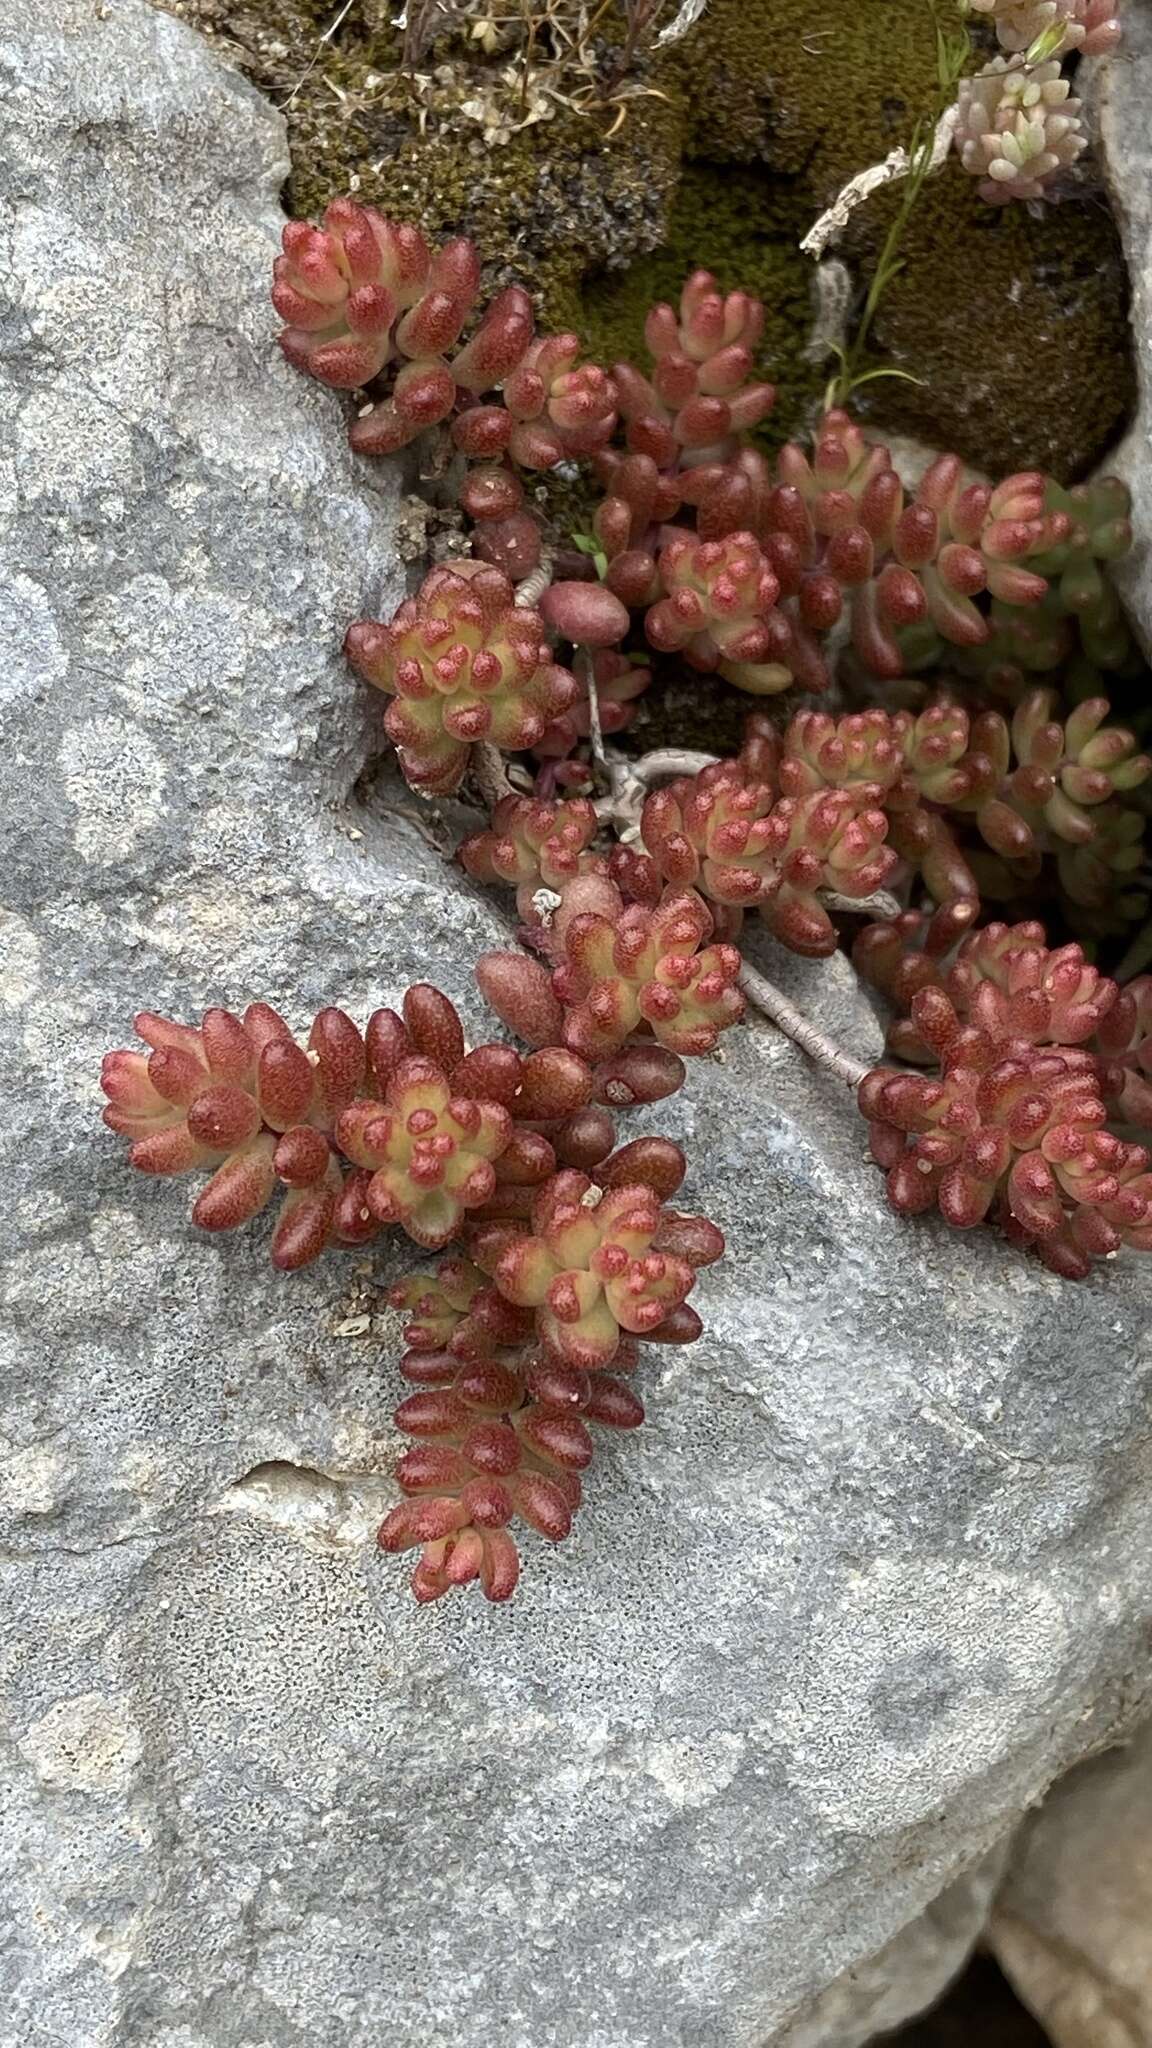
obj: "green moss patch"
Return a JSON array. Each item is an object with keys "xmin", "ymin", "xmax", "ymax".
[{"xmin": 163, "ymin": 0, "xmax": 1133, "ymax": 478}]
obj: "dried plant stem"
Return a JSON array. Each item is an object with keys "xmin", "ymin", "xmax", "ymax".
[
  {"xmin": 514, "ymin": 558, "xmax": 554, "ymax": 608},
  {"xmin": 739, "ymin": 962, "xmax": 868, "ymax": 1090},
  {"xmin": 283, "ymin": 0, "xmax": 354, "ymax": 107},
  {"xmin": 822, "ymin": 887, "xmax": 903, "ymax": 920},
  {"xmin": 655, "ymin": 0, "xmax": 707, "ymax": 47},
  {"xmin": 576, "ymin": 648, "xmax": 608, "ymax": 772},
  {"xmin": 799, "ymin": 109, "xmax": 957, "ymax": 260},
  {"xmin": 594, "ymin": 747, "xmax": 721, "ymax": 837},
  {"xmin": 471, "ymin": 741, "xmax": 515, "ymax": 809},
  {"xmin": 620, "ymin": 747, "xmax": 721, "ymax": 786}
]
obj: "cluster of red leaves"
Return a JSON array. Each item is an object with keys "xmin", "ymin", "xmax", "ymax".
[
  {"xmin": 101, "ymin": 982, "xmax": 724, "ymax": 1602},
  {"xmin": 854, "ymin": 918, "xmax": 1152, "ymax": 1278},
  {"xmin": 381, "ymin": 1150, "xmax": 723, "ymax": 1600},
  {"xmin": 100, "ymin": 983, "xmax": 697, "ymax": 1264},
  {"xmin": 641, "ymin": 748, "xmax": 897, "ymax": 959},
  {"xmin": 275, "ymin": 207, "xmax": 1124, "ymax": 799},
  {"xmin": 596, "ymin": 416, "xmax": 1077, "ymax": 698},
  {"xmin": 460, "ymin": 793, "xmax": 746, "ymax": 1058},
  {"xmin": 92, "ymin": 206, "xmax": 1152, "ymax": 1622},
  {"xmin": 345, "ymin": 562, "xmax": 582, "ymax": 795},
  {"xmin": 636, "ymin": 694, "xmax": 1149, "ymax": 955}
]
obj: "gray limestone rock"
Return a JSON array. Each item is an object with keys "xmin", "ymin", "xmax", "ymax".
[
  {"xmin": 4, "ymin": 6, "xmax": 1152, "ymax": 2047},
  {"xmin": 1097, "ymin": 15, "xmax": 1152, "ymax": 649},
  {"xmin": 990, "ymin": 1718, "xmax": 1152, "ymax": 2048}
]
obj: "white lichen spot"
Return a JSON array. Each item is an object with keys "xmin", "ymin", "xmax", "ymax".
[
  {"xmin": 82, "ymin": 1913, "xmax": 144, "ymax": 1982},
  {"xmin": 17, "ymin": 387, "xmax": 135, "ymax": 500},
  {"xmin": 0, "ymin": 908, "xmax": 41, "ymax": 1007},
  {"xmin": 58, "ymin": 716, "xmax": 165, "ymax": 863},
  {"xmin": 20, "ymin": 1693, "xmax": 143, "ymax": 1794},
  {"xmin": 21, "ymin": 995, "xmax": 116, "ymax": 1108},
  {"xmin": 143, "ymin": 879, "xmax": 300, "ymax": 985},
  {"xmin": 0, "ymin": 572, "xmax": 68, "ymax": 707},
  {"xmin": 88, "ymin": 1208, "xmax": 151, "ymax": 1265},
  {"xmin": 641, "ymin": 1735, "xmax": 745, "ymax": 1809},
  {"xmin": 39, "ymin": 897, "xmax": 110, "ymax": 944},
  {"xmin": 114, "ymin": 1446, "xmax": 167, "ymax": 1501},
  {"xmin": 15, "ymin": 1187, "xmax": 69, "ymax": 1238},
  {"xmin": 0, "ymin": 1439, "xmax": 66, "ymax": 1516},
  {"xmin": 94, "ymin": 578, "xmax": 251, "ymax": 719}
]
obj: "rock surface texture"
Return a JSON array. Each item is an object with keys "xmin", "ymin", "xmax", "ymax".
[
  {"xmin": 1098, "ymin": 9, "xmax": 1152, "ymax": 646},
  {"xmin": 4, "ymin": 6, "xmax": 1152, "ymax": 2046},
  {"xmin": 989, "ymin": 1718, "xmax": 1152, "ymax": 2048}
]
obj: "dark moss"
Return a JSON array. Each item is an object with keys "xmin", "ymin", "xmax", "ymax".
[
  {"xmin": 854, "ymin": 165, "xmax": 1134, "ymax": 480},
  {"xmin": 628, "ymin": 667, "xmax": 761, "ymax": 758},
  {"xmin": 164, "ymin": 0, "xmax": 685, "ymax": 318},
  {"xmin": 161, "ymin": 0, "xmax": 1134, "ymax": 478},
  {"xmin": 334, "ymin": 103, "xmax": 684, "ymax": 328},
  {"xmin": 659, "ymin": 0, "xmax": 1133, "ymax": 477},
  {"xmin": 668, "ymin": 0, "xmax": 941, "ymax": 189},
  {"xmin": 579, "ymin": 163, "xmax": 823, "ymax": 448}
]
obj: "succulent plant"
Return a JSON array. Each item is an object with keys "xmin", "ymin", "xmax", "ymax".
[
  {"xmin": 779, "ymin": 692, "xmax": 1148, "ymax": 911},
  {"xmin": 640, "ymin": 759, "xmax": 897, "ymax": 956},
  {"xmin": 855, "ymin": 914, "xmax": 1120, "ymax": 1057},
  {"xmin": 380, "ymin": 1402, "xmax": 580, "ymax": 1602},
  {"xmin": 786, "ymin": 438, "xmax": 1067, "ymax": 679},
  {"xmin": 954, "ymin": 57, "xmax": 1087, "ymax": 205},
  {"xmin": 672, "ymin": 417, "xmax": 1074, "ymax": 692},
  {"xmin": 374, "ymin": 1146, "xmax": 721, "ymax": 1603},
  {"xmin": 779, "ymin": 708, "xmax": 906, "ymax": 801},
  {"xmin": 966, "ymin": 0, "xmax": 1121, "ymax": 55},
  {"xmin": 459, "ymin": 793, "xmax": 603, "ymax": 899},
  {"xmin": 593, "ymin": 450, "xmax": 685, "ymax": 608},
  {"xmin": 501, "ymin": 336, "xmax": 618, "ymax": 468},
  {"xmin": 1025, "ymin": 478, "xmax": 1134, "ymax": 665},
  {"xmin": 483, "ymin": 1169, "xmax": 723, "ymax": 1368},
  {"xmin": 949, "ymin": 590, "xmax": 1076, "ymax": 697},
  {"xmin": 351, "ymin": 285, "xmax": 534, "ymax": 457},
  {"xmin": 550, "ymin": 885, "xmax": 746, "ymax": 1058},
  {"xmin": 856, "ymin": 924, "xmax": 1152, "ymax": 1275},
  {"xmin": 936, "ymin": 922, "xmax": 1119, "ymax": 1043},
  {"xmin": 272, "ymin": 202, "xmax": 538, "ymax": 460},
  {"xmin": 100, "ymin": 1002, "xmax": 375, "ymax": 1269},
  {"xmin": 612, "ymin": 271, "xmax": 775, "ymax": 473},
  {"xmin": 390, "ymin": 1254, "xmax": 529, "ymax": 1359},
  {"xmin": 459, "ymin": 464, "xmax": 547, "ymax": 579},
  {"xmin": 93, "ymin": 203, "xmax": 1152, "ymax": 1624},
  {"xmin": 381, "ymin": 1307, "xmax": 649, "ymax": 1604},
  {"xmin": 1098, "ymin": 977, "xmax": 1152, "ymax": 1128},
  {"xmin": 860, "ymin": 1039, "xmax": 1152, "ymax": 1277},
  {"xmin": 531, "ymin": 650, "xmax": 651, "ymax": 770},
  {"xmin": 741, "ymin": 706, "xmax": 981, "ymax": 912},
  {"xmin": 336, "ymin": 1058, "xmax": 514, "ymax": 1250},
  {"xmin": 1056, "ymin": 803, "xmax": 1150, "ymax": 919},
  {"xmin": 760, "ymin": 792, "xmax": 898, "ymax": 957},
  {"xmin": 272, "ymin": 203, "xmax": 476, "ymax": 391},
  {"xmin": 991, "ymin": 690, "xmax": 1150, "ymax": 848},
  {"xmin": 643, "ymin": 531, "xmax": 791, "ymax": 695},
  {"xmin": 100, "ymin": 985, "xmax": 619, "ymax": 1265},
  {"xmin": 345, "ymin": 564, "xmax": 579, "ymax": 794},
  {"xmin": 640, "ymin": 761, "xmax": 782, "ymax": 910},
  {"xmin": 1068, "ymin": 0, "xmax": 1124, "ymax": 53}
]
